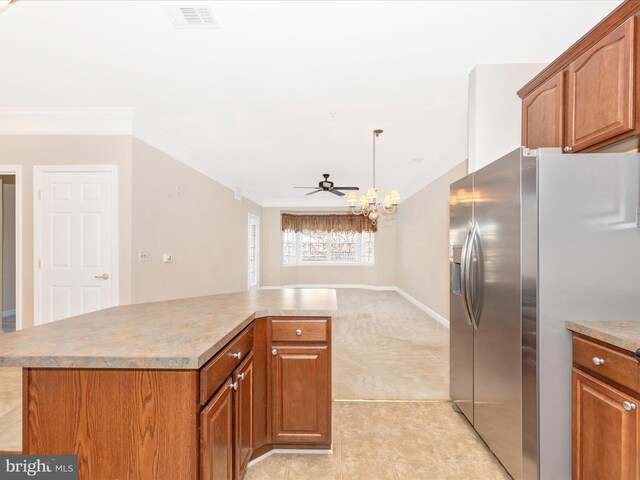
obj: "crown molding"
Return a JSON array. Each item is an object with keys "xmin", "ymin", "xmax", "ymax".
[
  {"xmin": 0, "ymin": 107, "xmax": 134, "ymax": 135},
  {"xmin": 0, "ymin": 107, "xmax": 264, "ymax": 206}
]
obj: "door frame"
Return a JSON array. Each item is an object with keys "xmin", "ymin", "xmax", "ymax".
[
  {"xmin": 33, "ymin": 165, "xmax": 119, "ymax": 326},
  {"xmin": 0, "ymin": 165, "xmax": 23, "ymax": 331},
  {"xmin": 247, "ymin": 213, "xmax": 260, "ymax": 290}
]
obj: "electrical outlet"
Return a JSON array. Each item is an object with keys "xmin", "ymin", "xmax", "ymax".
[
  {"xmin": 162, "ymin": 253, "xmax": 173, "ymax": 263},
  {"xmin": 138, "ymin": 251, "xmax": 152, "ymax": 262}
]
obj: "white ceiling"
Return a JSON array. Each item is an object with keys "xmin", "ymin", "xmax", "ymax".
[{"xmin": 0, "ymin": 0, "xmax": 621, "ymax": 206}]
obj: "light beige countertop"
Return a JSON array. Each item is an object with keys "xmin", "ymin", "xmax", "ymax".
[
  {"xmin": 566, "ymin": 319, "xmax": 640, "ymax": 355},
  {"xmin": 0, "ymin": 289, "xmax": 337, "ymax": 369}
]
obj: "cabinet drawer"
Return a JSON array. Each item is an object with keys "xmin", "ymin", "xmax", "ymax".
[
  {"xmin": 200, "ymin": 325, "xmax": 253, "ymax": 405},
  {"xmin": 272, "ymin": 319, "xmax": 327, "ymax": 343},
  {"xmin": 573, "ymin": 335, "xmax": 640, "ymax": 394}
]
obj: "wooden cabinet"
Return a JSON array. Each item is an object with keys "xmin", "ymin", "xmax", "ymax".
[
  {"xmin": 201, "ymin": 379, "xmax": 234, "ymax": 480},
  {"xmin": 234, "ymin": 352, "xmax": 254, "ymax": 480},
  {"xmin": 271, "ymin": 346, "xmax": 331, "ymax": 445},
  {"xmin": 567, "ymin": 17, "xmax": 635, "ymax": 152},
  {"xmin": 572, "ymin": 334, "xmax": 640, "ymax": 480},
  {"xmin": 573, "ymin": 369, "xmax": 639, "ymax": 480},
  {"xmin": 522, "ymin": 70, "xmax": 564, "ymax": 149},
  {"xmin": 519, "ymin": 3, "xmax": 640, "ymax": 153}
]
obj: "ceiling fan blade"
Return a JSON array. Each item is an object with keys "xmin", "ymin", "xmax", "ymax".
[
  {"xmin": 306, "ymin": 189, "xmax": 322, "ymax": 195},
  {"xmin": 294, "ymin": 186, "xmax": 317, "ymax": 189},
  {"xmin": 333, "ymin": 187, "xmax": 359, "ymax": 191},
  {"xmin": 330, "ymin": 190, "xmax": 346, "ymax": 196}
]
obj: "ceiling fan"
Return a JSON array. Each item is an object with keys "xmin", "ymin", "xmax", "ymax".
[{"xmin": 294, "ymin": 174, "xmax": 359, "ymax": 197}]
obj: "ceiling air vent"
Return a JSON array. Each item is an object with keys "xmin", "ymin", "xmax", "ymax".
[{"xmin": 167, "ymin": 5, "xmax": 220, "ymax": 29}]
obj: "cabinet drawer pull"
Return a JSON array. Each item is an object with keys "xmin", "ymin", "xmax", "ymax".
[
  {"xmin": 623, "ymin": 401, "xmax": 636, "ymax": 411},
  {"xmin": 230, "ymin": 352, "xmax": 242, "ymax": 360},
  {"xmin": 296, "ymin": 329, "xmax": 302, "ymax": 336},
  {"xmin": 230, "ymin": 381, "xmax": 238, "ymax": 391},
  {"xmin": 237, "ymin": 372, "xmax": 245, "ymax": 381},
  {"xmin": 592, "ymin": 357, "xmax": 605, "ymax": 366},
  {"xmin": 563, "ymin": 146, "xmax": 572, "ymax": 153}
]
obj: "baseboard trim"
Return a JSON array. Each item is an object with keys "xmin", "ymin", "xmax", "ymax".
[
  {"xmin": 2, "ymin": 309, "xmax": 15, "ymax": 318},
  {"xmin": 259, "ymin": 284, "xmax": 449, "ymax": 328},
  {"xmin": 248, "ymin": 448, "xmax": 333, "ymax": 467}
]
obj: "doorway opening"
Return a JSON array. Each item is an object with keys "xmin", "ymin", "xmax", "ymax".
[{"xmin": 0, "ymin": 175, "xmax": 17, "ymax": 333}]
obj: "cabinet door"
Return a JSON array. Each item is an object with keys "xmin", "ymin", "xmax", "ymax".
[
  {"xmin": 200, "ymin": 379, "xmax": 234, "ymax": 480},
  {"xmin": 573, "ymin": 368, "xmax": 639, "ymax": 480},
  {"xmin": 567, "ymin": 17, "xmax": 635, "ymax": 152},
  {"xmin": 235, "ymin": 352, "xmax": 254, "ymax": 480},
  {"xmin": 522, "ymin": 70, "xmax": 564, "ymax": 149},
  {"xmin": 271, "ymin": 346, "xmax": 331, "ymax": 445}
]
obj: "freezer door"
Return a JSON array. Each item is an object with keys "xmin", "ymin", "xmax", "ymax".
[
  {"xmin": 449, "ymin": 174, "xmax": 474, "ymax": 423},
  {"xmin": 471, "ymin": 149, "xmax": 523, "ymax": 480}
]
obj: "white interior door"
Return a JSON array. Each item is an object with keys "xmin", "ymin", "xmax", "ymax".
[{"xmin": 35, "ymin": 166, "xmax": 118, "ymax": 325}]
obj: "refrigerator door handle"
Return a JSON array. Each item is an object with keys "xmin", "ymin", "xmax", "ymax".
[
  {"xmin": 466, "ymin": 222, "xmax": 480, "ymax": 330},
  {"xmin": 460, "ymin": 223, "xmax": 474, "ymax": 327}
]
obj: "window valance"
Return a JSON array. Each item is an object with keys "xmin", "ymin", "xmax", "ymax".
[{"xmin": 281, "ymin": 213, "xmax": 377, "ymax": 233}]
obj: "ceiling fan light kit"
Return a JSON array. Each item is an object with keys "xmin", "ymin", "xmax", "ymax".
[{"xmin": 348, "ymin": 129, "xmax": 400, "ymax": 226}]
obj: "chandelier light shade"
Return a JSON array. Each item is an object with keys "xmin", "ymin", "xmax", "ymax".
[{"xmin": 348, "ymin": 129, "xmax": 400, "ymax": 225}]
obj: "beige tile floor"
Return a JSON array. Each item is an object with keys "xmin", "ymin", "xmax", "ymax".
[{"xmin": 246, "ymin": 401, "xmax": 510, "ymax": 480}]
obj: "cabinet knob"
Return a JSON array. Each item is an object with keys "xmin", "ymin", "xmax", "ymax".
[
  {"xmin": 230, "ymin": 381, "xmax": 238, "ymax": 391},
  {"xmin": 296, "ymin": 329, "xmax": 302, "ymax": 336},
  {"xmin": 237, "ymin": 372, "xmax": 245, "ymax": 381},
  {"xmin": 592, "ymin": 357, "xmax": 605, "ymax": 366},
  {"xmin": 623, "ymin": 401, "xmax": 636, "ymax": 411},
  {"xmin": 272, "ymin": 348, "xmax": 278, "ymax": 356},
  {"xmin": 230, "ymin": 352, "xmax": 242, "ymax": 360},
  {"xmin": 563, "ymin": 146, "xmax": 572, "ymax": 153}
]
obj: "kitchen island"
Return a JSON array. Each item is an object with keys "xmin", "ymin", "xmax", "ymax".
[{"xmin": 0, "ymin": 288, "xmax": 337, "ymax": 480}]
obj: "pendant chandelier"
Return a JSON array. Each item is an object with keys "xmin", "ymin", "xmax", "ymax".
[{"xmin": 346, "ymin": 129, "xmax": 400, "ymax": 225}]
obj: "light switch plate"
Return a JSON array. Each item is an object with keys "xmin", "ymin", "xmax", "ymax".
[{"xmin": 138, "ymin": 251, "xmax": 152, "ymax": 262}]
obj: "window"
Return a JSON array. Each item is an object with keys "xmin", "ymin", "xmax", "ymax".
[
  {"xmin": 283, "ymin": 231, "xmax": 374, "ymax": 265},
  {"xmin": 248, "ymin": 214, "xmax": 260, "ymax": 289}
]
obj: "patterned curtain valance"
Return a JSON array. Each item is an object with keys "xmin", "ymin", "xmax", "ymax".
[{"xmin": 281, "ymin": 213, "xmax": 377, "ymax": 233}]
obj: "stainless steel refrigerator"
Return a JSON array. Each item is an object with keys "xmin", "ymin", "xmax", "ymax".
[{"xmin": 449, "ymin": 147, "xmax": 640, "ymax": 480}]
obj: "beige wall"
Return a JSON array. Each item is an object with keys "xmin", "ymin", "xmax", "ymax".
[
  {"xmin": 261, "ymin": 207, "xmax": 397, "ymax": 287},
  {"xmin": 396, "ymin": 160, "xmax": 468, "ymax": 320},
  {"xmin": 2, "ymin": 181, "xmax": 16, "ymax": 313},
  {"xmin": 468, "ymin": 63, "xmax": 547, "ymax": 172},
  {"xmin": 131, "ymin": 138, "xmax": 262, "ymax": 303},
  {"xmin": 0, "ymin": 135, "xmax": 133, "ymax": 328}
]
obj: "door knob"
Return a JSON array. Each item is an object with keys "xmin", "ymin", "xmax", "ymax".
[
  {"xmin": 94, "ymin": 273, "xmax": 110, "ymax": 280},
  {"xmin": 592, "ymin": 357, "xmax": 605, "ymax": 366},
  {"xmin": 623, "ymin": 401, "xmax": 636, "ymax": 411}
]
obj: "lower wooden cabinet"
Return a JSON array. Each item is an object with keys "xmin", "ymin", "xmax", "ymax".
[
  {"xmin": 235, "ymin": 352, "xmax": 254, "ymax": 480},
  {"xmin": 271, "ymin": 345, "xmax": 331, "ymax": 445},
  {"xmin": 201, "ymin": 379, "xmax": 234, "ymax": 480},
  {"xmin": 201, "ymin": 353, "xmax": 255, "ymax": 480},
  {"xmin": 572, "ymin": 334, "xmax": 640, "ymax": 480}
]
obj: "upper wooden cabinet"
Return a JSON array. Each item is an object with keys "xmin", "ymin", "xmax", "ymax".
[
  {"xmin": 522, "ymin": 70, "xmax": 564, "ymax": 149},
  {"xmin": 519, "ymin": 2, "xmax": 640, "ymax": 153},
  {"xmin": 567, "ymin": 17, "xmax": 635, "ymax": 152}
]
